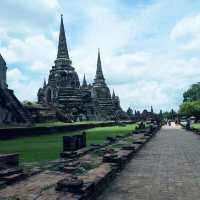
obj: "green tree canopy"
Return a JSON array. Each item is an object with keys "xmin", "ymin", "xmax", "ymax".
[
  {"xmin": 162, "ymin": 110, "xmax": 177, "ymax": 120},
  {"xmin": 179, "ymin": 100, "xmax": 200, "ymax": 118},
  {"xmin": 127, "ymin": 107, "xmax": 134, "ymax": 117},
  {"xmin": 183, "ymin": 83, "xmax": 200, "ymax": 102}
]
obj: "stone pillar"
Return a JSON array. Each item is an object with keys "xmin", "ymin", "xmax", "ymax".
[
  {"xmin": 63, "ymin": 136, "xmax": 77, "ymax": 151},
  {"xmin": 63, "ymin": 132, "xmax": 87, "ymax": 152},
  {"xmin": 0, "ymin": 56, "xmax": 7, "ymax": 89}
]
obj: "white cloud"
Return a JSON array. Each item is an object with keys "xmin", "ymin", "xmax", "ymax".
[
  {"xmin": 7, "ymin": 68, "xmax": 24, "ymax": 82},
  {"xmin": 1, "ymin": 0, "xmax": 200, "ymax": 112},
  {"xmin": 7, "ymin": 68, "xmax": 40, "ymax": 101},
  {"xmin": 170, "ymin": 13, "xmax": 200, "ymax": 51},
  {"xmin": 1, "ymin": 34, "xmax": 56, "ymax": 74},
  {"xmin": 40, "ymin": 0, "xmax": 60, "ymax": 9},
  {"xmin": 181, "ymin": 36, "xmax": 200, "ymax": 51},
  {"xmin": 114, "ymin": 81, "xmax": 170, "ymax": 110},
  {"xmin": 12, "ymin": 80, "xmax": 40, "ymax": 102},
  {"xmin": 0, "ymin": 0, "xmax": 60, "ymax": 31},
  {"xmin": 170, "ymin": 14, "xmax": 200, "ymax": 40},
  {"xmin": 61, "ymin": 1, "xmax": 200, "ymax": 111},
  {"xmin": 0, "ymin": 28, "xmax": 9, "ymax": 43}
]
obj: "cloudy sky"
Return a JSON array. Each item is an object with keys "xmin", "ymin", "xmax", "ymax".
[{"xmin": 0, "ymin": 0, "xmax": 200, "ymax": 112}]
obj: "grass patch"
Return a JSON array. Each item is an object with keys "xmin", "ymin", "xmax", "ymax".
[
  {"xmin": 192, "ymin": 123, "xmax": 200, "ymax": 129},
  {"xmin": 0, "ymin": 124, "xmax": 136, "ymax": 163}
]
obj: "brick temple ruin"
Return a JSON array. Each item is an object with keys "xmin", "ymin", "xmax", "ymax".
[
  {"xmin": 0, "ymin": 122, "xmax": 160, "ymax": 199},
  {"xmin": 0, "ymin": 54, "xmax": 32, "ymax": 125},
  {"xmin": 37, "ymin": 15, "xmax": 128, "ymax": 121}
]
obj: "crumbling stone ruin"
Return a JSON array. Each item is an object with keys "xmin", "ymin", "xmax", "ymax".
[
  {"xmin": 63, "ymin": 132, "xmax": 86, "ymax": 152},
  {"xmin": 0, "ymin": 154, "xmax": 26, "ymax": 186},
  {"xmin": 37, "ymin": 15, "xmax": 128, "ymax": 121},
  {"xmin": 0, "ymin": 123, "xmax": 160, "ymax": 199},
  {"xmin": 0, "ymin": 54, "xmax": 32, "ymax": 125}
]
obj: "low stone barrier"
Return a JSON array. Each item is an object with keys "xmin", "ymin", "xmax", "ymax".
[
  {"xmin": 0, "ymin": 124, "xmax": 160, "ymax": 199},
  {"xmin": 56, "ymin": 163, "xmax": 118, "ymax": 200},
  {"xmin": 63, "ymin": 132, "xmax": 86, "ymax": 152},
  {"xmin": 0, "ymin": 154, "xmax": 19, "ymax": 168},
  {"xmin": 55, "ymin": 125, "xmax": 160, "ymax": 200},
  {"xmin": 0, "ymin": 154, "xmax": 27, "ymax": 186}
]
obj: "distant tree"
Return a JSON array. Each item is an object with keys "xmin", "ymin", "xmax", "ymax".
[
  {"xmin": 134, "ymin": 110, "xmax": 141, "ymax": 120},
  {"xmin": 183, "ymin": 83, "xmax": 200, "ymax": 102},
  {"xmin": 179, "ymin": 100, "xmax": 200, "ymax": 118},
  {"xmin": 171, "ymin": 109, "xmax": 177, "ymax": 120},
  {"xmin": 127, "ymin": 107, "xmax": 134, "ymax": 119},
  {"xmin": 162, "ymin": 110, "xmax": 177, "ymax": 120},
  {"xmin": 178, "ymin": 82, "xmax": 200, "ymax": 118},
  {"xmin": 162, "ymin": 111, "xmax": 170, "ymax": 119},
  {"xmin": 159, "ymin": 110, "xmax": 163, "ymax": 119},
  {"xmin": 135, "ymin": 110, "xmax": 137, "ymax": 115}
]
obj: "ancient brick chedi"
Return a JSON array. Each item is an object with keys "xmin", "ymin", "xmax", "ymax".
[
  {"xmin": 38, "ymin": 16, "xmax": 127, "ymax": 120},
  {"xmin": 0, "ymin": 54, "xmax": 32, "ymax": 124}
]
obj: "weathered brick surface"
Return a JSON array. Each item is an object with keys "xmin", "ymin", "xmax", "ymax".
[
  {"xmin": 0, "ymin": 171, "xmax": 67, "ymax": 199},
  {"xmin": 0, "ymin": 153, "xmax": 19, "ymax": 168},
  {"xmin": 98, "ymin": 125, "xmax": 200, "ymax": 200},
  {"xmin": 0, "ymin": 127, "xmax": 156, "ymax": 199}
]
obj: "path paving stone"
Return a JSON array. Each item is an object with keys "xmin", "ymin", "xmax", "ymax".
[{"xmin": 98, "ymin": 124, "xmax": 200, "ymax": 200}]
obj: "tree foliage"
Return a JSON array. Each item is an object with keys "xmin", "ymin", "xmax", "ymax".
[
  {"xmin": 162, "ymin": 109, "xmax": 177, "ymax": 120},
  {"xmin": 179, "ymin": 100, "xmax": 200, "ymax": 117},
  {"xmin": 127, "ymin": 107, "xmax": 133, "ymax": 116},
  {"xmin": 183, "ymin": 83, "xmax": 200, "ymax": 102},
  {"xmin": 179, "ymin": 83, "xmax": 200, "ymax": 118}
]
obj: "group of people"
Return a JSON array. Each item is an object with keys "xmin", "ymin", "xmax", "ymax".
[{"xmin": 165, "ymin": 118, "xmax": 180, "ymax": 126}]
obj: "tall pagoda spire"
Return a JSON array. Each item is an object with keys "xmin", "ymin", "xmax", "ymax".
[
  {"xmin": 94, "ymin": 49, "xmax": 105, "ymax": 83},
  {"xmin": 43, "ymin": 78, "xmax": 47, "ymax": 88},
  {"xmin": 57, "ymin": 15, "xmax": 70, "ymax": 60},
  {"xmin": 112, "ymin": 89, "xmax": 115, "ymax": 99},
  {"xmin": 0, "ymin": 53, "xmax": 6, "ymax": 65},
  {"xmin": 82, "ymin": 74, "xmax": 87, "ymax": 88},
  {"xmin": 151, "ymin": 106, "xmax": 154, "ymax": 113}
]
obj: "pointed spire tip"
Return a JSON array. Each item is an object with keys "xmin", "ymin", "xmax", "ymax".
[
  {"xmin": 94, "ymin": 48, "xmax": 105, "ymax": 82},
  {"xmin": 57, "ymin": 14, "xmax": 70, "ymax": 60},
  {"xmin": 82, "ymin": 73, "xmax": 87, "ymax": 87},
  {"xmin": 112, "ymin": 89, "xmax": 115, "ymax": 98}
]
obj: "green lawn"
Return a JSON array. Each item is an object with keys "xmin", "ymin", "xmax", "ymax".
[
  {"xmin": 0, "ymin": 124, "xmax": 136, "ymax": 163},
  {"xmin": 192, "ymin": 123, "xmax": 200, "ymax": 129}
]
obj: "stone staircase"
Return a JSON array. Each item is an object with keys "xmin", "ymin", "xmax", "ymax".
[
  {"xmin": 95, "ymin": 98, "xmax": 115, "ymax": 118},
  {"xmin": 0, "ymin": 154, "xmax": 26, "ymax": 186},
  {"xmin": 0, "ymin": 168, "xmax": 25, "ymax": 185},
  {"xmin": 39, "ymin": 106, "xmax": 57, "ymax": 120},
  {"xmin": 1, "ymin": 88, "xmax": 33, "ymax": 124},
  {"xmin": 57, "ymin": 87, "xmax": 83, "ymax": 108}
]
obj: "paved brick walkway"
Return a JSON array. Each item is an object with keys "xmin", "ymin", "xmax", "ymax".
[{"xmin": 98, "ymin": 125, "xmax": 200, "ymax": 200}]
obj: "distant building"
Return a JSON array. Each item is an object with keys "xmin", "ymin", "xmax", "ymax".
[
  {"xmin": 134, "ymin": 107, "xmax": 157, "ymax": 121},
  {"xmin": 38, "ymin": 15, "xmax": 127, "ymax": 121},
  {"xmin": 0, "ymin": 54, "xmax": 32, "ymax": 124}
]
